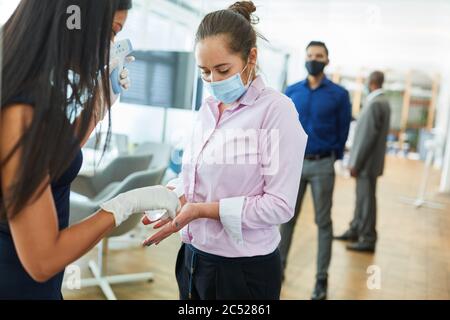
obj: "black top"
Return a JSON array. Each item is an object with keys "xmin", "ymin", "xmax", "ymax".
[{"xmin": 0, "ymin": 95, "xmax": 83, "ymax": 299}]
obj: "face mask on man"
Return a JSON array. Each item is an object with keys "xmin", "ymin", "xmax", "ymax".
[
  {"xmin": 204, "ymin": 63, "xmax": 254, "ymax": 105},
  {"xmin": 305, "ymin": 60, "xmax": 326, "ymax": 76}
]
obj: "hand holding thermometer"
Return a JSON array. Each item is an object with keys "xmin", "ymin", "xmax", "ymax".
[
  {"xmin": 110, "ymin": 39, "xmax": 133, "ymax": 95},
  {"xmin": 145, "ymin": 209, "xmax": 171, "ymax": 223},
  {"xmin": 145, "ymin": 182, "xmax": 185, "ymax": 222}
]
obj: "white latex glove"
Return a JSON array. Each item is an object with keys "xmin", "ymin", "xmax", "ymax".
[
  {"xmin": 110, "ymin": 56, "xmax": 135, "ymax": 105},
  {"xmin": 100, "ymin": 185, "xmax": 181, "ymax": 227},
  {"xmin": 144, "ymin": 178, "xmax": 185, "ymax": 222}
]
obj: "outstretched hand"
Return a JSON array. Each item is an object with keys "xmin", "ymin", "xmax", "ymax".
[{"xmin": 141, "ymin": 203, "xmax": 200, "ymax": 247}]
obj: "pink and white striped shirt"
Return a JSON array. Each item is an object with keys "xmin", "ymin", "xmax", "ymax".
[{"xmin": 175, "ymin": 76, "xmax": 307, "ymax": 258}]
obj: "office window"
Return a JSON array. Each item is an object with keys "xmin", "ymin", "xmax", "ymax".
[{"xmin": 121, "ymin": 50, "xmax": 202, "ymax": 110}]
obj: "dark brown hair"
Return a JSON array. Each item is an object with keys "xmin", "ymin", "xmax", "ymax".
[
  {"xmin": 195, "ymin": 1, "xmax": 265, "ymax": 61},
  {"xmin": 369, "ymin": 71, "xmax": 385, "ymax": 88},
  {"xmin": 119, "ymin": 0, "xmax": 133, "ymax": 10},
  {"xmin": 306, "ymin": 41, "xmax": 329, "ymax": 57}
]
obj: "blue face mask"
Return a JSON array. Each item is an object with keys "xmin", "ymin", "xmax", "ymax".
[{"xmin": 204, "ymin": 65, "xmax": 253, "ymax": 104}]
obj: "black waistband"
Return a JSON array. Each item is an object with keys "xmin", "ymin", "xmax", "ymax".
[
  {"xmin": 186, "ymin": 244, "xmax": 278, "ymax": 263},
  {"xmin": 304, "ymin": 152, "xmax": 333, "ymax": 161}
]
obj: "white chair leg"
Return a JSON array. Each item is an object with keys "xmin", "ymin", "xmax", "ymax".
[
  {"xmin": 102, "ymin": 272, "xmax": 154, "ymax": 284},
  {"xmin": 76, "ymin": 239, "xmax": 155, "ymax": 300},
  {"xmin": 80, "ymin": 260, "xmax": 117, "ymax": 300}
]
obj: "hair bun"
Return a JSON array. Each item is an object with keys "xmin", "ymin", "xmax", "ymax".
[{"xmin": 228, "ymin": 1, "xmax": 258, "ymax": 24}]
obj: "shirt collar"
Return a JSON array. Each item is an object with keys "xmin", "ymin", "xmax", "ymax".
[
  {"xmin": 239, "ymin": 75, "xmax": 266, "ymax": 107},
  {"xmin": 206, "ymin": 75, "xmax": 266, "ymax": 112},
  {"xmin": 366, "ymin": 88, "xmax": 384, "ymax": 102},
  {"xmin": 302, "ymin": 75, "xmax": 330, "ymax": 89}
]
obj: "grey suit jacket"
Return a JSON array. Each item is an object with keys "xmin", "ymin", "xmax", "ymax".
[{"xmin": 349, "ymin": 93, "xmax": 391, "ymax": 177}]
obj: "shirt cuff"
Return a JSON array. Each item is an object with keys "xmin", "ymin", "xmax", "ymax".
[
  {"xmin": 167, "ymin": 177, "xmax": 185, "ymax": 198},
  {"xmin": 219, "ymin": 196, "xmax": 246, "ymax": 246}
]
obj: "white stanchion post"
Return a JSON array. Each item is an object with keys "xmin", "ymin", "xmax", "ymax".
[{"xmin": 400, "ymin": 139, "xmax": 444, "ymax": 210}]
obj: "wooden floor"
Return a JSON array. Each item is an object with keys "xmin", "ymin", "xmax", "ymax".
[{"xmin": 62, "ymin": 156, "xmax": 450, "ymax": 300}]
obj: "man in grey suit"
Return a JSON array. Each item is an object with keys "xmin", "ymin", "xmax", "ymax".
[{"xmin": 334, "ymin": 71, "xmax": 391, "ymax": 253}]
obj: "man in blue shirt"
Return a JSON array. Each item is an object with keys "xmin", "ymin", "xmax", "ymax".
[{"xmin": 279, "ymin": 41, "xmax": 352, "ymax": 300}]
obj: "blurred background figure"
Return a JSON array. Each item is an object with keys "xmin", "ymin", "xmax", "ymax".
[
  {"xmin": 334, "ymin": 71, "xmax": 391, "ymax": 253},
  {"xmin": 279, "ymin": 41, "xmax": 352, "ymax": 300}
]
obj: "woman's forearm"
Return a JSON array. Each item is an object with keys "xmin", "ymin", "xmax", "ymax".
[
  {"xmin": 38, "ymin": 210, "xmax": 115, "ymax": 281},
  {"xmin": 195, "ymin": 202, "xmax": 220, "ymax": 221}
]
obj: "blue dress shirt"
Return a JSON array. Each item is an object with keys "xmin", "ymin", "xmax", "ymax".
[{"xmin": 285, "ymin": 76, "xmax": 352, "ymax": 159}]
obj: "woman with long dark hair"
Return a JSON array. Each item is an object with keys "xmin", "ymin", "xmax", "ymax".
[{"xmin": 0, "ymin": 0, "xmax": 179, "ymax": 299}]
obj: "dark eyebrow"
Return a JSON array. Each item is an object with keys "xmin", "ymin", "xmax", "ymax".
[{"xmin": 198, "ymin": 63, "xmax": 231, "ymax": 69}]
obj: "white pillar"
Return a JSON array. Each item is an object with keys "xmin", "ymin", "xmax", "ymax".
[
  {"xmin": 440, "ymin": 123, "xmax": 450, "ymax": 192},
  {"xmin": 436, "ymin": 65, "xmax": 450, "ymax": 192}
]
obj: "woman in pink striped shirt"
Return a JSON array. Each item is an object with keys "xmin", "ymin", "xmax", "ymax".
[{"xmin": 143, "ymin": 1, "xmax": 307, "ymax": 300}]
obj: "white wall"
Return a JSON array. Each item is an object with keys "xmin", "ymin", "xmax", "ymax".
[
  {"xmin": 0, "ymin": 0, "xmax": 19, "ymax": 24},
  {"xmin": 441, "ymin": 125, "xmax": 450, "ymax": 193},
  {"xmin": 439, "ymin": 73, "xmax": 450, "ymax": 192},
  {"xmin": 2, "ymin": 0, "xmax": 449, "ymax": 88}
]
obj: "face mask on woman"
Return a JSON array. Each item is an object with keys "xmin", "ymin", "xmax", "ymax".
[{"xmin": 204, "ymin": 64, "xmax": 254, "ymax": 104}]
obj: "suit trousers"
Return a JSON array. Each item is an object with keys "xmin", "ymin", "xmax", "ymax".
[
  {"xmin": 279, "ymin": 156, "xmax": 335, "ymax": 281},
  {"xmin": 349, "ymin": 176, "xmax": 378, "ymax": 245}
]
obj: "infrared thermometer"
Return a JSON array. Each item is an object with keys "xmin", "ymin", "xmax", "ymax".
[{"xmin": 110, "ymin": 39, "xmax": 133, "ymax": 95}]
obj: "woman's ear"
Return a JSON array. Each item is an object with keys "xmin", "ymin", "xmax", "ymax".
[{"xmin": 249, "ymin": 47, "xmax": 258, "ymax": 66}]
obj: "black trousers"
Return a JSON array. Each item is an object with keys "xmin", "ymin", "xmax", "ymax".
[{"xmin": 175, "ymin": 244, "xmax": 282, "ymax": 300}]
